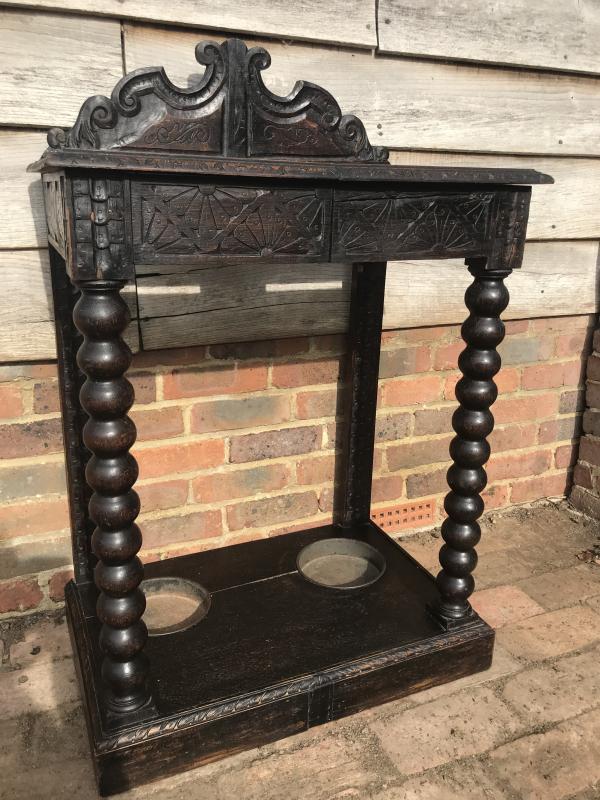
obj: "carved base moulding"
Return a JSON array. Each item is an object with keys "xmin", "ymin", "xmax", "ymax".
[{"xmin": 33, "ymin": 34, "xmax": 551, "ymax": 796}]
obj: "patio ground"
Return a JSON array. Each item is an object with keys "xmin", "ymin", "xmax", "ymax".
[{"xmin": 1, "ymin": 501, "xmax": 599, "ymax": 800}]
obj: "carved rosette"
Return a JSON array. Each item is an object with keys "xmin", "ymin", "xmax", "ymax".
[
  {"xmin": 73, "ymin": 281, "xmax": 151, "ymax": 713},
  {"xmin": 435, "ymin": 264, "xmax": 511, "ymax": 622}
]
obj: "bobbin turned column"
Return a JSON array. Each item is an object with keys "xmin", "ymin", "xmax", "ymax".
[
  {"xmin": 73, "ymin": 280, "xmax": 152, "ymax": 715},
  {"xmin": 435, "ymin": 263, "xmax": 511, "ymax": 623}
]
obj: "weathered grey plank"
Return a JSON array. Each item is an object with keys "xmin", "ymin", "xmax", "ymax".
[
  {"xmin": 125, "ymin": 23, "xmax": 600, "ymax": 156},
  {"xmin": 0, "ymin": 10, "xmax": 122, "ymax": 127},
  {"xmin": 0, "ymin": 130, "xmax": 48, "ymax": 248},
  {"xmin": 136, "ymin": 240, "xmax": 599, "ymax": 350},
  {"xmin": 379, "ymin": 0, "xmax": 600, "ymax": 75},
  {"xmin": 0, "ymin": 250, "xmax": 139, "ymax": 361},
  {"xmin": 390, "ymin": 151, "xmax": 600, "ymax": 241},
  {"xmin": 0, "ymin": 0, "xmax": 376, "ymax": 47}
]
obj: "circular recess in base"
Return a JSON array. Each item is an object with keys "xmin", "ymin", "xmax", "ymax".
[
  {"xmin": 142, "ymin": 577, "xmax": 211, "ymax": 636},
  {"xmin": 297, "ymin": 538, "xmax": 386, "ymax": 590}
]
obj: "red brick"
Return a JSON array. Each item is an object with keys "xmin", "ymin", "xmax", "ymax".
[
  {"xmin": 271, "ymin": 358, "xmax": 341, "ymax": 389},
  {"xmin": 163, "ymin": 364, "xmax": 268, "ymax": 399},
  {"xmin": 210, "ymin": 337, "xmax": 309, "ymax": 360},
  {"xmin": 295, "ymin": 389, "xmax": 338, "ymax": 419},
  {"xmin": 371, "ymin": 474, "xmax": 405, "ymax": 504},
  {"xmin": 381, "ymin": 375, "xmax": 442, "ymax": 407},
  {"xmin": 0, "ymin": 384, "xmax": 24, "ymax": 418},
  {"xmin": 586, "ymin": 382, "xmax": 600, "ymax": 409},
  {"xmin": 141, "ymin": 509, "xmax": 222, "ymax": 550},
  {"xmin": 555, "ymin": 329, "xmax": 593, "ymax": 358},
  {"xmin": 498, "ymin": 336, "xmax": 553, "ymax": 365},
  {"xmin": 229, "ymin": 425, "xmax": 321, "ymax": 463},
  {"xmin": 487, "ymin": 449, "xmax": 552, "ymax": 482},
  {"xmin": 1, "ymin": 462, "xmax": 64, "ymax": 507},
  {"xmin": 561, "ymin": 388, "xmax": 585, "ymax": 413},
  {"xmin": 578, "ymin": 436, "xmax": 600, "ymax": 466},
  {"xmin": 443, "ymin": 367, "xmax": 519, "ymax": 400},
  {"xmin": 191, "ymin": 394, "xmax": 290, "ymax": 433},
  {"xmin": 131, "ymin": 346, "xmax": 206, "ymax": 368},
  {"xmin": 538, "ymin": 415, "xmax": 582, "ymax": 444},
  {"xmin": 489, "ymin": 423, "xmax": 537, "ymax": 452},
  {"xmin": 136, "ymin": 479, "xmax": 189, "ymax": 513},
  {"xmin": 406, "ymin": 468, "xmax": 447, "ymax": 499},
  {"xmin": 0, "ymin": 497, "xmax": 69, "ymax": 541},
  {"xmin": 318, "ymin": 486, "xmax": 333, "ymax": 513},
  {"xmin": 311, "ymin": 334, "xmax": 346, "ymax": 354},
  {"xmin": 493, "ymin": 393, "xmax": 559, "ymax": 425},
  {"xmin": 504, "ymin": 319, "xmax": 529, "ymax": 335},
  {"xmin": 135, "ymin": 439, "xmax": 225, "ymax": 480},
  {"xmin": 471, "ymin": 585, "xmax": 544, "ymax": 629},
  {"xmin": 227, "ymin": 491, "xmax": 318, "ymax": 531},
  {"xmin": 33, "ymin": 380, "xmax": 59, "ymax": 413},
  {"xmin": 378, "ymin": 346, "xmax": 431, "ymax": 378},
  {"xmin": 0, "ymin": 363, "xmax": 57, "ymax": 382},
  {"xmin": 413, "ymin": 406, "xmax": 454, "ymax": 436},
  {"xmin": 482, "ymin": 483, "xmax": 510, "ymax": 510},
  {"xmin": 48, "ymin": 568, "xmax": 74, "ymax": 602},
  {"xmin": 570, "ymin": 485, "xmax": 600, "ymax": 517},
  {"xmin": 134, "ymin": 407, "xmax": 184, "ymax": 441},
  {"xmin": 530, "ymin": 315, "xmax": 592, "ymax": 334},
  {"xmin": 432, "ymin": 341, "xmax": 463, "ymax": 370},
  {"xmin": 555, "ymin": 443, "xmax": 578, "ymax": 469},
  {"xmin": 510, "ymin": 473, "xmax": 570, "ymax": 503},
  {"xmin": 573, "ymin": 462, "xmax": 593, "ymax": 490},
  {"xmin": 130, "ymin": 372, "xmax": 157, "ymax": 404},
  {"xmin": 0, "ymin": 577, "xmax": 43, "ymax": 613},
  {"xmin": 192, "ymin": 464, "xmax": 290, "ymax": 503},
  {"xmin": 375, "ymin": 411, "xmax": 412, "ymax": 442},
  {"xmin": 0, "ymin": 418, "xmax": 63, "ymax": 459},
  {"xmin": 387, "ymin": 436, "xmax": 452, "ymax": 471},
  {"xmin": 587, "ymin": 354, "xmax": 600, "ymax": 381},
  {"xmin": 296, "ymin": 455, "xmax": 335, "ymax": 485},
  {"xmin": 521, "ymin": 360, "xmax": 582, "ymax": 390}
]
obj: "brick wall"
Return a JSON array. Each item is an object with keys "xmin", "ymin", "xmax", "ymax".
[
  {"xmin": 571, "ymin": 325, "xmax": 600, "ymax": 518},
  {"xmin": 0, "ymin": 313, "xmax": 594, "ymax": 617}
]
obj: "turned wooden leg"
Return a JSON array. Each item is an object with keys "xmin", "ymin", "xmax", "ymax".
[
  {"xmin": 435, "ymin": 265, "xmax": 511, "ymax": 622},
  {"xmin": 73, "ymin": 280, "xmax": 151, "ymax": 714}
]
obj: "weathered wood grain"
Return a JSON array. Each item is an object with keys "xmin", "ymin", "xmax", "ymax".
[
  {"xmin": 0, "ymin": 0, "xmax": 376, "ymax": 48},
  {"xmin": 0, "ymin": 10, "xmax": 122, "ymax": 127},
  {"xmin": 390, "ymin": 151, "xmax": 600, "ymax": 241},
  {"xmin": 0, "ymin": 250, "xmax": 139, "ymax": 361},
  {"xmin": 124, "ymin": 23, "xmax": 600, "ymax": 156},
  {"xmin": 0, "ymin": 130, "xmax": 48, "ymax": 248},
  {"xmin": 378, "ymin": 0, "xmax": 600, "ymax": 75},
  {"xmin": 134, "ymin": 241, "xmax": 599, "ymax": 351}
]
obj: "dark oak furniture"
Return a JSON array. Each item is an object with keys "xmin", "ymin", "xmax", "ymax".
[{"xmin": 32, "ymin": 38, "xmax": 552, "ymax": 796}]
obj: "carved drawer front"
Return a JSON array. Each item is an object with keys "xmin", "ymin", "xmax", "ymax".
[
  {"xmin": 131, "ymin": 181, "xmax": 332, "ymax": 264},
  {"xmin": 331, "ymin": 190, "xmax": 496, "ymax": 261}
]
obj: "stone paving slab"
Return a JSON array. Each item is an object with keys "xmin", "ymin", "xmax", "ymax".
[{"xmin": 0, "ymin": 501, "xmax": 599, "ymax": 800}]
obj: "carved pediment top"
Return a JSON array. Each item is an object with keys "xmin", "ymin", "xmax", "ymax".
[{"xmin": 46, "ymin": 37, "xmax": 388, "ymax": 163}]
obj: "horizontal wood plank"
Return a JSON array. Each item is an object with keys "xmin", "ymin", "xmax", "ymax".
[
  {"xmin": 135, "ymin": 240, "xmax": 599, "ymax": 351},
  {"xmin": 0, "ymin": 0, "xmax": 376, "ymax": 48},
  {"xmin": 378, "ymin": 0, "xmax": 600, "ymax": 75},
  {"xmin": 0, "ymin": 130, "xmax": 48, "ymax": 248},
  {"xmin": 0, "ymin": 9, "xmax": 122, "ymax": 127},
  {"xmin": 0, "ymin": 250, "xmax": 139, "ymax": 361},
  {"xmin": 125, "ymin": 23, "xmax": 600, "ymax": 157},
  {"xmin": 390, "ymin": 151, "xmax": 600, "ymax": 241}
]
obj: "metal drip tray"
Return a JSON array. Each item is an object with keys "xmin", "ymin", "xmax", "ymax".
[
  {"xmin": 142, "ymin": 577, "xmax": 211, "ymax": 636},
  {"xmin": 297, "ymin": 537, "xmax": 386, "ymax": 590}
]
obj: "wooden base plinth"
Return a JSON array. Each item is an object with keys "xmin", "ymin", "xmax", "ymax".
[{"xmin": 66, "ymin": 522, "xmax": 494, "ymax": 796}]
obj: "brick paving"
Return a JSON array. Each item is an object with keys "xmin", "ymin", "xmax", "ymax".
[{"xmin": 1, "ymin": 501, "xmax": 599, "ymax": 800}]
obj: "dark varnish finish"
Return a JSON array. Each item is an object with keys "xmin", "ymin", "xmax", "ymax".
[
  {"xmin": 73, "ymin": 282, "xmax": 153, "ymax": 716},
  {"xmin": 33, "ymin": 35, "xmax": 547, "ymax": 796}
]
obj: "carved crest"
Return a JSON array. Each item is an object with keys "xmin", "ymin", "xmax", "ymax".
[{"xmin": 47, "ymin": 38, "xmax": 388, "ymax": 163}]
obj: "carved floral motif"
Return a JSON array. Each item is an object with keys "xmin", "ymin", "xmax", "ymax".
[{"xmin": 132, "ymin": 182, "xmax": 330, "ymax": 260}]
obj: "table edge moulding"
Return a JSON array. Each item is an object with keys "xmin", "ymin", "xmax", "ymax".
[{"xmin": 31, "ymin": 36, "xmax": 553, "ymax": 796}]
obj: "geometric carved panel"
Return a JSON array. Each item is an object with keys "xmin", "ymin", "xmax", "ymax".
[
  {"xmin": 332, "ymin": 191, "xmax": 496, "ymax": 261},
  {"xmin": 131, "ymin": 182, "xmax": 332, "ymax": 263}
]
